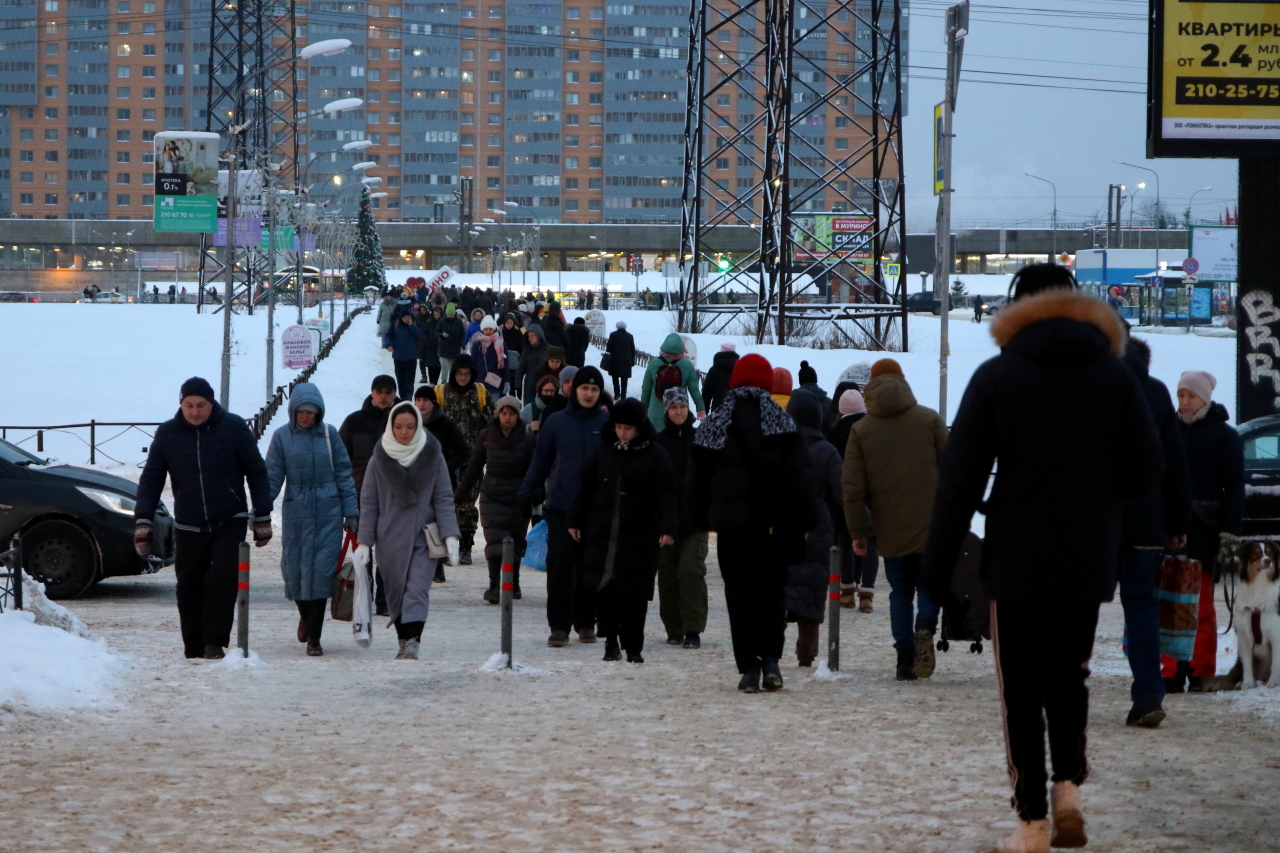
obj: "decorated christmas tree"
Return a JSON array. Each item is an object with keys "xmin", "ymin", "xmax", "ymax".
[{"xmin": 346, "ymin": 187, "xmax": 387, "ymax": 294}]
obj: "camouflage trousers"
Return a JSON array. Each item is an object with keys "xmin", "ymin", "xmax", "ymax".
[{"xmin": 455, "ymin": 479, "xmax": 481, "ymax": 550}]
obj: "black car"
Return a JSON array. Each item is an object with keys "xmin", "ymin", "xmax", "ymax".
[
  {"xmin": 905, "ymin": 291, "xmax": 942, "ymax": 315},
  {"xmin": 1239, "ymin": 416, "xmax": 1280, "ymax": 537},
  {"xmin": 0, "ymin": 439, "xmax": 174, "ymax": 598}
]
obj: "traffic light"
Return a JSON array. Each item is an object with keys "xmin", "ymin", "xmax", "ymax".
[{"xmin": 716, "ymin": 255, "xmax": 730, "ymax": 271}]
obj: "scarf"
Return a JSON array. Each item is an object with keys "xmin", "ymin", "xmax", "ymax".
[
  {"xmin": 1179, "ymin": 402, "xmax": 1211, "ymax": 425},
  {"xmin": 380, "ymin": 401, "xmax": 427, "ymax": 467},
  {"xmin": 694, "ymin": 385, "xmax": 796, "ymax": 452},
  {"xmin": 475, "ymin": 329, "xmax": 506, "ymax": 368}
]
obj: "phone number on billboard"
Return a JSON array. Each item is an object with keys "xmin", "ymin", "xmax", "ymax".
[{"xmin": 1176, "ymin": 76, "xmax": 1280, "ymax": 106}]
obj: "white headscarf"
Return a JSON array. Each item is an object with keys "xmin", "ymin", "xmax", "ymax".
[{"xmin": 380, "ymin": 401, "xmax": 426, "ymax": 467}]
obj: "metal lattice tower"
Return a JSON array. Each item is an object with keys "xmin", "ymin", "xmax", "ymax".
[
  {"xmin": 678, "ymin": 0, "xmax": 908, "ymax": 349},
  {"xmin": 196, "ymin": 0, "xmax": 300, "ymax": 313}
]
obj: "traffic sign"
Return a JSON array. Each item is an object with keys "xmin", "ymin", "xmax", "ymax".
[
  {"xmin": 885, "ymin": 263, "xmax": 901, "ymax": 278},
  {"xmin": 1182, "ymin": 257, "xmax": 1200, "ymax": 275}
]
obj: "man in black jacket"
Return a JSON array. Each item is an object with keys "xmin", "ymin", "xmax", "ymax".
[
  {"xmin": 435, "ymin": 303, "xmax": 465, "ymax": 380},
  {"xmin": 700, "ymin": 343, "xmax": 739, "ymax": 414},
  {"xmin": 134, "ymin": 377, "xmax": 273, "ymax": 660},
  {"xmin": 924, "ymin": 265, "xmax": 1162, "ymax": 853},
  {"xmin": 605, "ymin": 321, "xmax": 636, "ymax": 399},
  {"xmin": 1119, "ymin": 337, "xmax": 1190, "ymax": 728}
]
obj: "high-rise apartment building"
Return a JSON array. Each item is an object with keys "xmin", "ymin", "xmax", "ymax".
[{"xmin": 0, "ymin": 0, "xmax": 906, "ymax": 223}]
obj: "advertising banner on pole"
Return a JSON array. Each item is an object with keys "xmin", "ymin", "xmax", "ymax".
[
  {"xmin": 1188, "ymin": 225, "xmax": 1238, "ymax": 281},
  {"xmin": 281, "ymin": 325, "xmax": 316, "ymax": 369},
  {"xmin": 213, "ymin": 170, "xmax": 265, "ymax": 246},
  {"xmin": 808, "ymin": 215, "xmax": 874, "ymax": 261},
  {"xmin": 933, "ymin": 102, "xmax": 945, "ymax": 195},
  {"xmin": 1149, "ymin": 1, "xmax": 1280, "ymax": 157},
  {"xmin": 153, "ymin": 131, "xmax": 220, "ymax": 232}
]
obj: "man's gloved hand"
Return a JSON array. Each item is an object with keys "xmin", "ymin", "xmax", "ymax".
[
  {"xmin": 133, "ymin": 521, "xmax": 152, "ymax": 559},
  {"xmin": 446, "ymin": 536, "xmax": 461, "ymax": 568},
  {"xmin": 252, "ymin": 518, "xmax": 273, "ymax": 547},
  {"xmin": 343, "ymin": 515, "xmax": 359, "ymax": 532}
]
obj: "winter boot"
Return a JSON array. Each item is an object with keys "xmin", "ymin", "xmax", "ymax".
[
  {"xmin": 839, "ymin": 584, "xmax": 858, "ymax": 609},
  {"xmin": 306, "ymin": 640, "xmax": 323, "ymax": 657},
  {"xmin": 980, "ymin": 819, "xmax": 1050, "ymax": 853},
  {"xmin": 483, "ymin": 587, "xmax": 500, "ymax": 604},
  {"xmin": 603, "ymin": 637, "xmax": 622, "ymax": 661},
  {"xmin": 666, "ymin": 634, "xmax": 683, "ymax": 645},
  {"xmin": 1049, "ymin": 782, "xmax": 1087, "ymax": 849},
  {"xmin": 858, "ymin": 591, "xmax": 874, "ymax": 613},
  {"xmin": 896, "ymin": 648, "xmax": 918, "ymax": 681},
  {"xmin": 577, "ymin": 627, "xmax": 598, "ymax": 644},
  {"xmin": 203, "ymin": 645, "xmax": 225, "ymax": 660},
  {"xmin": 401, "ymin": 639, "xmax": 420, "ymax": 661},
  {"xmin": 1164, "ymin": 660, "xmax": 1190, "ymax": 694},
  {"xmin": 547, "ymin": 630, "xmax": 570, "ymax": 648},
  {"xmin": 914, "ymin": 629, "xmax": 937, "ymax": 679},
  {"xmin": 798, "ymin": 657, "xmax": 814, "ymax": 667},
  {"xmin": 626, "ymin": 652, "xmax": 645, "ymax": 664},
  {"xmin": 1125, "ymin": 701, "xmax": 1166, "ymax": 728},
  {"xmin": 513, "ymin": 585, "xmax": 523, "ymax": 600},
  {"xmin": 738, "ymin": 667, "xmax": 762, "ymax": 693},
  {"xmin": 682, "ymin": 632, "xmax": 701, "ymax": 649},
  {"xmin": 433, "ymin": 562, "xmax": 447, "ymax": 583},
  {"xmin": 761, "ymin": 658, "xmax": 784, "ymax": 691},
  {"xmin": 395, "ymin": 638, "xmax": 408, "ymax": 660},
  {"xmin": 297, "ymin": 618, "xmax": 308, "ymax": 643},
  {"xmin": 459, "ymin": 548, "xmax": 473, "ymax": 566}
]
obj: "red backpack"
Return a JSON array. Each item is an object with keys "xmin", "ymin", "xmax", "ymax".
[{"xmin": 655, "ymin": 359, "xmax": 683, "ymax": 398}]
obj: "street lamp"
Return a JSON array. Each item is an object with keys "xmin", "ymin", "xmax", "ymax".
[
  {"xmin": 1118, "ymin": 161, "xmax": 1162, "ymax": 262},
  {"xmin": 1130, "ymin": 182, "xmax": 1145, "ymax": 249},
  {"xmin": 505, "ymin": 199, "xmax": 546, "ymax": 290},
  {"xmin": 1186, "ymin": 186, "xmax": 1213, "ymax": 227},
  {"xmin": 1025, "ymin": 173, "xmax": 1057, "ymax": 259}
]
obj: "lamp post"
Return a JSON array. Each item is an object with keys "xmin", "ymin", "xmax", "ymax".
[
  {"xmin": 1118, "ymin": 161, "xmax": 1162, "ymax": 263},
  {"xmin": 502, "ymin": 200, "xmax": 545, "ymax": 290},
  {"xmin": 1130, "ymin": 182, "xmax": 1145, "ymax": 249},
  {"xmin": 589, "ymin": 234, "xmax": 606, "ymax": 302},
  {"xmin": 1024, "ymin": 173, "xmax": 1057, "ymax": 259},
  {"xmin": 1185, "ymin": 186, "xmax": 1213, "ymax": 228}
]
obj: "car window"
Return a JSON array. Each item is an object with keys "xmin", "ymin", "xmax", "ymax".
[
  {"xmin": 1244, "ymin": 432, "xmax": 1280, "ymax": 468},
  {"xmin": 0, "ymin": 439, "xmax": 47, "ymax": 466}
]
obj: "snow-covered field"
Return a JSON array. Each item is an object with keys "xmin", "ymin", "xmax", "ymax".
[{"xmin": 2, "ymin": 295, "xmax": 1278, "ymax": 852}]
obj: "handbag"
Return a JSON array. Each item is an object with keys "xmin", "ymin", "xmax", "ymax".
[
  {"xmin": 423, "ymin": 521, "xmax": 450, "ymax": 560},
  {"xmin": 600, "ymin": 352, "xmax": 613, "ymax": 373},
  {"xmin": 484, "ymin": 371, "xmax": 503, "ymax": 389},
  {"xmin": 330, "ymin": 530, "xmax": 359, "ymax": 622},
  {"xmin": 1154, "ymin": 552, "xmax": 1202, "ymax": 661}
]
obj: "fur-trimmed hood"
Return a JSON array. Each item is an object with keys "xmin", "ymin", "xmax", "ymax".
[{"xmin": 991, "ymin": 289, "xmax": 1125, "ymax": 363}]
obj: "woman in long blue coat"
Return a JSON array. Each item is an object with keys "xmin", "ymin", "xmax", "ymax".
[{"xmin": 266, "ymin": 383, "xmax": 359, "ymax": 656}]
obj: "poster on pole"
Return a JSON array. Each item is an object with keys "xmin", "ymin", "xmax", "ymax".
[
  {"xmin": 809, "ymin": 215, "xmax": 874, "ymax": 261},
  {"xmin": 1149, "ymin": 1, "xmax": 1280, "ymax": 157},
  {"xmin": 281, "ymin": 325, "xmax": 316, "ymax": 369},
  {"xmin": 585, "ymin": 309, "xmax": 606, "ymax": 336},
  {"xmin": 1189, "ymin": 225, "xmax": 1238, "ymax": 281},
  {"xmin": 153, "ymin": 131, "xmax": 220, "ymax": 232},
  {"xmin": 213, "ymin": 170, "xmax": 265, "ymax": 247},
  {"xmin": 933, "ymin": 103, "xmax": 945, "ymax": 195}
]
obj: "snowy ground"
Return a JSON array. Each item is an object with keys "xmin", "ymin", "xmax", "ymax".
[{"xmin": 3, "ymin": 300, "xmax": 1277, "ymax": 851}]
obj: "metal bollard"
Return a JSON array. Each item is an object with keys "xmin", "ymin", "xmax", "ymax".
[
  {"xmin": 11, "ymin": 533, "xmax": 23, "ymax": 611},
  {"xmin": 827, "ymin": 546, "xmax": 841, "ymax": 671},
  {"xmin": 501, "ymin": 536, "xmax": 514, "ymax": 669},
  {"xmin": 237, "ymin": 541, "xmax": 251, "ymax": 658},
  {"xmin": 89, "ymin": 419, "xmax": 96, "ymax": 465}
]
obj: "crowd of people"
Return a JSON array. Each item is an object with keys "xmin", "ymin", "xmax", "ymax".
[{"xmin": 131, "ymin": 267, "xmax": 1245, "ymax": 853}]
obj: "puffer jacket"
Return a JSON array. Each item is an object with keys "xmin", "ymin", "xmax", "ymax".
[
  {"xmin": 383, "ymin": 311, "xmax": 426, "ymax": 361},
  {"xmin": 517, "ymin": 323, "xmax": 549, "ymax": 400},
  {"xmin": 338, "ymin": 394, "xmax": 399, "ymax": 492},
  {"xmin": 1180, "ymin": 401, "xmax": 1245, "ymax": 571},
  {"xmin": 655, "ymin": 411, "xmax": 697, "ymax": 536},
  {"xmin": 566, "ymin": 322, "xmax": 591, "ymax": 368},
  {"xmin": 435, "ymin": 313, "xmax": 466, "ymax": 358},
  {"xmin": 457, "ymin": 418, "xmax": 537, "ymax": 562},
  {"xmin": 517, "ymin": 393, "xmax": 609, "ymax": 512}
]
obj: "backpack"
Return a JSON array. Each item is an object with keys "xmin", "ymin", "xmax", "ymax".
[
  {"xmin": 436, "ymin": 383, "xmax": 487, "ymax": 410},
  {"xmin": 655, "ymin": 359, "xmax": 683, "ymax": 398}
]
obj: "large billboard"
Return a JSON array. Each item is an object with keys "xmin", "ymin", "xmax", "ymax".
[
  {"xmin": 810, "ymin": 214, "xmax": 874, "ymax": 261},
  {"xmin": 1149, "ymin": 1, "xmax": 1280, "ymax": 157},
  {"xmin": 153, "ymin": 131, "xmax": 220, "ymax": 232},
  {"xmin": 1189, "ymin": 224, "xmax": 1238, "ymax": 281}
]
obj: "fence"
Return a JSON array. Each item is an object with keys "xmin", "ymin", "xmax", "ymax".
[{"xmin": 589, "ymin": 332, "xmax": 708, "ymax": 382}]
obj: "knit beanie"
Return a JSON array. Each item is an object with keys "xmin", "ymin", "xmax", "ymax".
[
  {"xmin": 870, "ymin": 358, "xmax": 904, "ymax": 379},
  {"xmin": 772, "ymin": 367, "xmax": 793, "ymax": 396},
  {"xmin": 546, "ymin": 346, "xmax": 567, "ymax": 363},
  {"xmin": 559, "ymin": 365, "xmax": 580, "ymax": 385},
  {"xmin": 1178, "ymin": 370, "xmax": 1216, "ymax": 404},
  {"xmin": 180, "ymin": 376, "xmax": 216, "ymax": 403},
  {"xmin": 480, "ymin": 315, "xmax": 498, "ymax": 331},
  {"xmin": 730, "ymin": 353, "xmax": 773, "ymax": 391},
  {"xmin": 608, "ymin": 397, "xmax": 647, "ymax": 427},
  {"xmin": 798, "ymin": 360, "xmax": 818, "ymax": 386},
  {"xmin": 371, "ymin": 374, "xmax": 397, "ymax": 392},
  {"xmin": 720, "ymin": 342, "xmax": 737, "ymax": 352},
  {"xmin": 445, "ymin": 302, "xmax": 457, "ymax": 316},
  {"xmin": 663, "ymin": 387, "xmax": 690, "ymax": 410},
  {"xmin": 838, "ymin": 389, "xmax": 866, "ymax": 416},
  {"xmin": 495, "ymin": 395, "xmax": 521, "ymax": 414},
  {"xmin": 573, "ymin": 365, "xmax": 604, "ymax": 390},
  {"xmin": 413, "ymin": 384, "xmax": 434, "ymax": 400}
]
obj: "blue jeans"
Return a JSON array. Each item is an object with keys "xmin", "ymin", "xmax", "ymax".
[
  {"xmin": 1119, "ymin": 548, "xmax": 1165, "ymax": 705},
  {"xmin": 883, "ymin": 553, "xmax": 939, "ymax": 653}
]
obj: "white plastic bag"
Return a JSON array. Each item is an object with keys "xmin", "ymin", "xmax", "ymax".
[{"xmin": 352, "ymin": 546, "xmax": 373, "ymax": 648}]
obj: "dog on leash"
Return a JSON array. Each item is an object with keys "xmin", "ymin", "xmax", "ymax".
[{"xmin": 1234, "ymin": 540, "xmax": 1280, "ymax": 689}]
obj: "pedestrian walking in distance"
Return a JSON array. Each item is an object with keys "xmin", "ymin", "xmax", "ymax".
[
  {"xmin": 356, "ymin": 402, "xmax": 461, "ymax": 661},
  {"xmin": 569, "ymin": 398, "xmax": 678, "ymax": 664},
  {"xmin": 384, "ymin": 307, "xmax": 427, "ymax": 402},
  {"xmin": 655, "ymin": 388, "xmax": 709, "ymax": 650},
  {"xmin": 134, "ymin": 377, "xmax": 273, "ymax": 660},
  {"xmin": 265, "ymin": 383, "xmax": 359, "ymax": 657},
  {"xmin": 925, "ymin": 264, "xmax": 1161, "ymax": 853},
  {"xmin": 700, "ymin": 342, "xmax": 739, "ymax": 415},
  {"xmin": 605, "ymin": 320, "xmax": 636, "ymax": 399},
  {"xmin": 688, "ymin": 353, "xmax": 816, "ymax": 693}
]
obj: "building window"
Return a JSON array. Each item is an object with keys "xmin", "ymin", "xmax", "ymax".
[
  {"xmin": 588, "ymin": 177, "xmax": 601, "ymax": 190},
  {"xmin": 142, "ymin": 108, "xmax": 156, "ymax": 120},
  {"xmin": 834, "ymin": 117, "xmax": 848, "ymax": 128},
  {"xmin": 487, "ymin": 92, "xmax": 501, "ymax": 104},
  {"xmin": 117, "ymin": 44, "xmax": 131, "ymax": 56},
  {"xmin": 19, "ymin": 130, "xmax": 32, "ymax": 141},
  {"xmin": 565, "ymin": 156, "xmax": 578, "ymax": 169},
  {"xmin": 565, "ymin": 50, "xmax": 579, "ymax": 61},
  {"xmin": 116, "ymin": 173, "xmax": 130, "ymax": 184},
  {"xmin": 566, "ymin": 7, "xmax": 578, "ymax": 18},
  {"xmin": 487, "ymin": 113, "xmax": 501, "ymax": 125},
  {"xmin": 117, "ymin": 87, "xmax": 131, "ymax": 98},
  {"xmin": 487, "ymin": 134, "xmax": 500, "ymax": 146},
  {"xmin": 488, "ymin": 5, "xmax": 502, "ymax": 16},
  {"xmin": 143, "ymin": 66, "xmax": 156, "ymax": 77},
  {"xmin": 588, "ymin": 199, "xmax": 602, "ymax": 211},
  {"xmin": 44, "ymin": 151, "xmax": 58, "ymax": 162},
  {"xmin": 834, "ymin": 138, "xmax": 848, "ymax": 150},
  {"xmin": 118, "ymin": 67, "xmax": 131, "ymax": 78},
  {"xmin": 45, "ymin": 193, "xmax": 58, "ymax": 205},
  {"xmin": 117, "ymin": 151, "xmax": 131, "ymax": 162},
  {"xmin": 486, "ymin": 177, "xmax": 500, "ymax": 188},
  {"xmin": 44, "ymin": 172, "xmax": 57, "ymax": 184},
  {"xmin": 19, "ymin": 172, "xmax": 32, "ymax": 183},
  {"xmin": 45, "ymin": 43, "xmax": 58, "ymax": 55},
  {"xmin": 488, "ymin": 49, "xmax": 501, "ymax": 61},
  {"xmin": 117, "ymin": 22, "xmax": 131, "ymax": 34},
  {"xmin": 143, "ymin": 88, "xmax": 156, "ymax": 99},
  {"xmin": 116, "ymin": 194, "xmax": 130, "ymax": 206},
  {"xmin": 564, "ymin": 199, "xmax": 578, "ymax": 211},
  {"xmin": 116, "ymin": 130, "xmax": 131, "ymax": 142},
  {"xmin": 565, "ymin": 114, "xmax": 579, "ymax": 126},
  {"xmin": 19, "ymin": 193, "xmax": 32, "ymax": 205},
  {"xmin": 564, "ymin": 135, "xmax": 578, "ymax": 147},
  {"xmin": 43, "ymin": 86, "xmax": 58, "ymax": 97},
  {"xmin": 565, "ymin": 93, "xmax": 578, "ymax": 105},
  {"xmin": 44, "ymin": 0, "xmax": 57, "ymax": 9},
  {"xmin": 44, "ymin": 64, "xmax": 58, "ymax": 77},
  {"xmin": 44, "ymin": 107, "xmax": 58, "ymax": 119},
  {"xmin": 564, "ymin": 177, "xmax": 578, "ymax": 189},
  {"xmin": 589, "ymin": 156, "xmax": 602, "ymax": 168},
  {"xmin": 44, "ymin": 129, "xmax": 58, "ymax": 141},
  {"xmin": 19, "ymin": 150, "xmax": 33, "ymax": 162}
]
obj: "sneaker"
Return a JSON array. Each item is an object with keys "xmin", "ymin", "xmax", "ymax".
[
  {"xmin": 203, "ymin": 645, "xmax": 225, "ymax": 660},
  {"xmin": 858, "ymin": 591, "xmax": 874, "ymax": 613},
  {"xmin": 1125, "ymin": 701, "xmax": 1167, "ymax": 728},
  {"xmin": 839, "ymin": 585, "xmax": 858, "ymax": 608},
  {"xmin": 1049, "ymin": 782, "xmax": 1087, "ymax": 849},
  {"xmin": 306, "ymin": 640, "xmax": 324, "ymax": 657},
  {"xmin": 297, "ymin": 618, "xmax": 307, "ymax": 643},
  {"xmin": 980, "ymin": 819, "xmax": 1050, "ymax": 853},
  {"xmin": 547, "ymin": 630, "xmax": 570, "ymax": 648},
  {"xmin": 482, "ymin": 587, "xmax": 500, "ymax": 604},
  {"xmin": 626, "ymin": 652, "xmax": 645, "ymax": 664},
  {"xmin": 914, "ymin": 629, "xmax": 936, "ymax": 679},
  {"xmin": 682, "ymin": 632, "xmax": 701, "ymax": 649},
  {"xmin": 459, "ymin": 549, "xmax": 472, "ymax": 566},
  {"xmin": 738, "ymin": 667, "xmax": 761, "ymax": 693},
  {"xmin": 433, "ymin": 563, "xmax": 447, "ymax": 583},
  {"xmin": 761, "ymin": 658, "xmax": 784, "ymax": 691},
  {"xmin": 401, "ymin": 639, "xmax": 420, "ymax": 661},
  {"xmin": 896, "ymin": 650, "xmax": 918, "ymax": 681},
  {"xmin": 666, "ymin": 634, "xmax": 683, "ymax": 645},
  {"xmin": 395, "ymin": 638, "xmax": 408, "ymax": 660},
  {"xmin": 577, "ymin": 628, "xmax": 598, "ymax": 644},
  {"xmin": 603, "ymin": 638, "xmax": 621, "ymax": 661}
]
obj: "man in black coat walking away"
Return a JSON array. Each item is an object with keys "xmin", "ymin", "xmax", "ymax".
[
  {"xmin": 688, "ymin": 353, "xmax": 817, "ymax": 693},
  {"xmin": 570, "ymin": 398, "xmax": 678, "ymax": 663},
  {"xmin": 925, "ymin": 265, "xmax": 1161, "ymax": 853},
  {"xmin": 655, "ymin": 388, "xmax": 709, "ymax": 648},
  {"xmin": 134, "ymin": 377, "xmax": 273, "ymax": 660},
  {"xmin": 566, "ymin": 316, "xmax": 591, "ymax": 368},
  {"xmin": 1118, "ymin": 337, "xmax": 1190, "ymax": 728},
  {"xmin": 605, "ymin": 320, "xmax": 636, "ymax": 399},
  {"xmin": 700, "ymin": 342, "xmax": 739, "ymax": 414}
]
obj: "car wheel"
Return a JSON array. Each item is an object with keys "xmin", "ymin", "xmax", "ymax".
[
  {"xmin": 931, "ymin": 305, "xmax": 941, "ymax": 316},
  {"xmin": 22, "ymin": 520, "xmax": 98, "ymax": 599}
]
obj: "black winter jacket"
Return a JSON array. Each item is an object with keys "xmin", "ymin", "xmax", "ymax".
[
  {"xmin": 925, "ymin": 290, "xmax": 1162, "ymax": 604},
  {"xmin": 542, "ymin": 310, "xmax": 569, "ymax": 349},
  {"xmin": 435, "ymin": 315, "xmax": 466, "ymax": 358},
  {"xmin": 827, "ymin": 411, "xmax": 865, "ymax": 460},
  {"xmin": 135, "ymin": 404, "xmax": 272, "ymax": 532},
  {"xmin": 566, "ymin": 323, "xmax": 591, "ymax": 368},
  {"xmin": 501, "ymin": 317, "xmax": 525, "ymax": 363},
  {"xmin": 605, "ymin": 329, "xmax": 636, "ymax": 379},
  {"xmin": 417, "ymin": 313, "xmax": 440, "ymax": 360},
  {"xmin": 1120, "ymin": 340, "xmax": 1191, "ymax": 548},
  {"xmin": 339, "ymin": 395, "xmax": 398, "ymax": 492},
  {"xmin": 655, "ymin": 413, "xmax": 696, "ymax": 536},
  {"xmin": 784, "ymin": 425, "xmax": 842, "ymax": 624},
  {"xmin": 517, "ymin": 323, "xmax": 549, "ymax": 400},
  {"xmin": 1180, "ymin": 401, "xmax": 1245, "ymax": 570},
  {"xmin": 422, "ymin": 405, "xmax": 471, "ymax": 484},
  {"xmin": 701, "ymin": 350, "xmax": 739, "ymax": 414},
  {"xmin": 569, "ymin": 419, "xmax": 678, "ymax": 598},
  {"xmin": 458, "ymin": 419, "xmax": 537, "ymax": 561}
]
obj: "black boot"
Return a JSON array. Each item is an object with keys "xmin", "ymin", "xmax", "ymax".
[
  {"xmin": 682, "ymin": 632, "xmax": 701, "ymax": 649},
  {"xmin": 896, "ymin": 648, "xmax": 918, "ymax": 681},
  {"xmin": 738, "ymin": 667, "xmax": 761, "ymax": 693},
  {"xmin": 1164, "ymin": 660, "xmax": 1190, "ymax": 694},
  {"xmin": 433, "ymin": 561, "xmax": 447, "ymax": 583},
  {"xmin": 761, "ymin": 657, "xmax": 784, "ymax": 691},
  {"xmin": 483, "ymin": 587, "xmax": 500, "ymax": 604},
  {"xmin": 603, "ymin": 637, "xmax": 622, "ymax": 661}
]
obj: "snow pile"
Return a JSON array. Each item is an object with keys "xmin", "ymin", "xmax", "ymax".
[
  {"xmin": 0, "ymin": 609, "xmax": 122, "ymax": 710},
  {"xmin": 810, "ymin": 660, "xmax": 852, "ymax": 682},
  {"xmin": 22, "ymin": 573, "xmax": 93, "ymax": 639},
  {"xmin": 479, "ymin": 652, "xmax": 550, "ymax": 675},
  {"xmin": 207, "ymin": 649, "xmax": 267, "ymax": 671},
  {"xmin": 1216, "ymin": 685, "xmax": 1280, "ymax": 723}
]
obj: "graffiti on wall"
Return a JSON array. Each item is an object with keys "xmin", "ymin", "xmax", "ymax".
[{"xmin": 1243, "ymin": 290, "xmax": 1280, "ymax": 412}]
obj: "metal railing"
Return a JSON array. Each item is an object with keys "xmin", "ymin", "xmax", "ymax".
[
  {"xmin": 0, "ymin": 535, "xmax": 24, "ymax": 613},
  {"xmin": 0, "ymin": 421, "xmax": 164, "ymax": 466}
]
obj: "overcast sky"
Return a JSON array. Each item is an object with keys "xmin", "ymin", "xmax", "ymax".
[{"xmin": 900, "ymin": 0, "xmax": 1239, "ymax": 231}]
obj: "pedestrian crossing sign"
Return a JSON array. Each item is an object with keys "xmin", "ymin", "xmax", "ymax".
[{"xmin": 885, "ymin": 263, "xmax": 901, "ymax": 278}]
